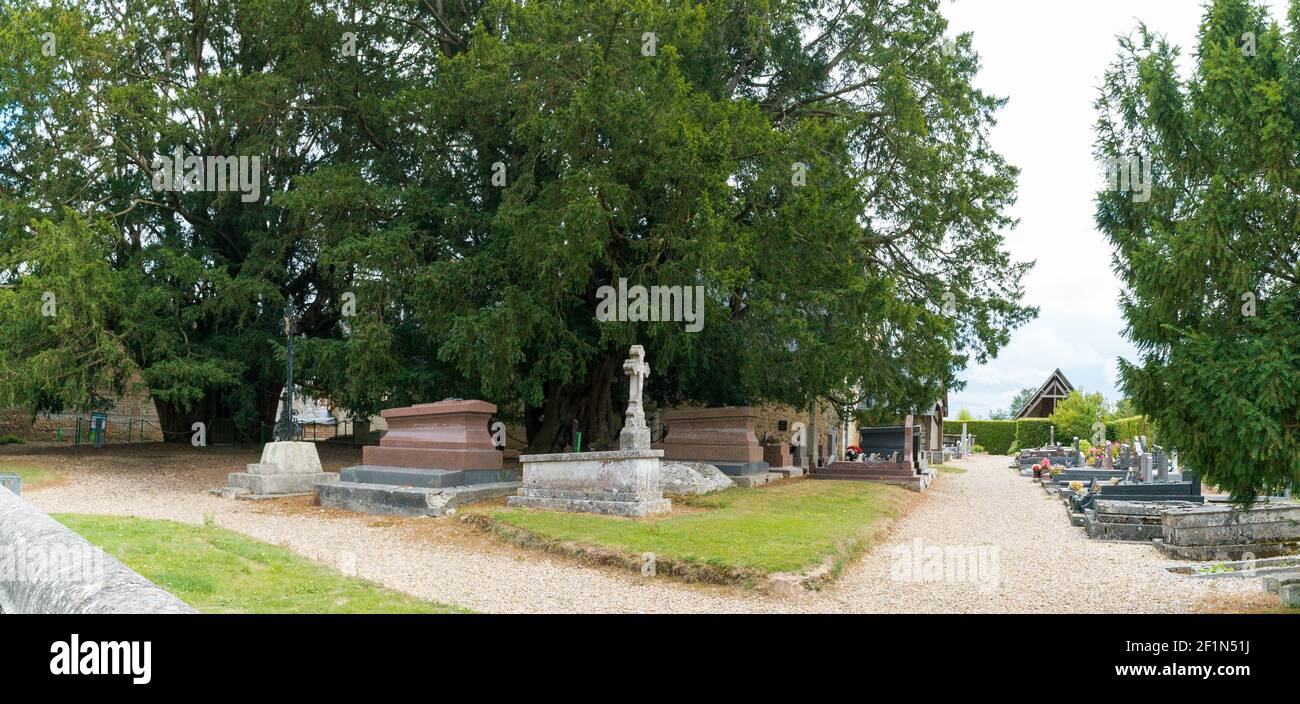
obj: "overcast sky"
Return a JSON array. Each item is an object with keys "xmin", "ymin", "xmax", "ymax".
[{"xmin": 942, "ymin": 0, "xmax": 1289, "ymax": 419}]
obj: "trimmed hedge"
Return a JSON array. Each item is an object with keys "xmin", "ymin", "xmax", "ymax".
[
  {"xmin": 1015, "ymin": 418, "xmax": 1054, "ymax": 449},
  {"xmin": 1105, "ymin": 415, "xmax": 1157, "ymax": 445},
  {"xmin": 958, "ymin": 420, "xmax": 1016, "ymax": 454},
  {"xmin": 945, "ymin": 416, "xmax": 1147, "ymax": 455}
]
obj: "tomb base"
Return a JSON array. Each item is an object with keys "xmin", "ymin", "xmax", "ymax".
[
  {"xmin": 809, "ymin": 461, "xmax": 932, "ymax": 491},
  {"xmin": 508, "ymin": 449, "xmax": 671, "ymax": 517},
  {"xmin": 318, "ymin": 480, "xmax": 520, "ymax": 517},
  {"xmin": 1154, "ymin": 503, "xmax": 1300, "ymax": 560}
]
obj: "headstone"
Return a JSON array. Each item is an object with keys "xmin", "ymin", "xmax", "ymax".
[
  {"xmin": 762, "ymin": 442, "xmax": 802, "ymax": 477},
  {"xmin": 1139, "ymin": 453, "xmax": 1153, "ymax": 483},
  {"xmin": 1101, "ymin": 441, "xmax": 1113, "ymax": 470},
  {"xmin": 1049, "ymin": 425, "xmax": 1055, "ymax": 446},
  {"xmin": 1155, "ymin": 452, "xmax": 1169, "ymax": 481}
]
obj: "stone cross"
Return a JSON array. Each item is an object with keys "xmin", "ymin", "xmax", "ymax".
[{"xmin": 618, "ymin": 345, "xmax": 652, "ymax": 451}]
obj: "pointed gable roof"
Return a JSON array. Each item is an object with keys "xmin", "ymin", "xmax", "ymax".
[{"xmin": 1014, "ymin": 369, "xmax": 1074, "ymax": 419}]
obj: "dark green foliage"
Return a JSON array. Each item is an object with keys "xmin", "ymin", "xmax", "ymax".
[
  {"xmin": 959, "ymin": 419, "xmax": 1016, "ymax": 454},
  {"xmin": 1105, "ymin": 415, "xmax": 1158, "ymax": 446},
  {"xmin": 1014, "ymin": 418, "xmax": 1054, "ymax": 450},
  {"xmin": 0, "ymin": 1, "xmax": 1034, "ymax": 452},
  {"xmin": 1095, "ymin": 0, "xmax": 1299, "ymax": 502}
]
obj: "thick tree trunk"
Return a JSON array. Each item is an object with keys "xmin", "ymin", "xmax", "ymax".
[
  {"xmin": 153, "ymin": 384, "xmax": 280, "ymax": 444},
  {"xmin": 525, "ymin": 353, "xmax": 621, "ymax": 453}
]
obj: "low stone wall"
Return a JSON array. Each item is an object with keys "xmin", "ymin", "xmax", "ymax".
[{"xmin": 0, "ymin": 487, "xmax": 195, "ymax": 614}]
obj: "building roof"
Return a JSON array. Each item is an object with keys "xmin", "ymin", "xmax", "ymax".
[{"xmin": 1014, "ymin": 369, "xmax": 1074, "ymax": 419}]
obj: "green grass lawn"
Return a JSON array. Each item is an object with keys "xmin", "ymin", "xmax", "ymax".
[
  {"xmin": 0, "ymin": 463, "xmax": 57, "ymax": 490},
  {"xmin": 477, "ymin": 479, "xmax": 915, "ymax": 578},
  {"xmin": 55, "ymin": 514, "xmax": 468, "ymax": 614}
]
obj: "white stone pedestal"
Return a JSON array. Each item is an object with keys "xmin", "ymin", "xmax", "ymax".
[
  {"xmin": 508, "ymin": 449, "xmax": 671, "ymax": 517},
  {"xmin": 211, "ymin": 441, "xmax": 338, "ymax": 499}
]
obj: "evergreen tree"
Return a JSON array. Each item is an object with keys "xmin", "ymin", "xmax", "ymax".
[{"xmin": 1095, "ymin": 0, "xmax": 1300, "ymax": 501}]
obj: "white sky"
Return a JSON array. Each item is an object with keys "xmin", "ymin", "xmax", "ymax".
[{"xmin": 942, "ymin": 0, "xmax": 1289, "ymax": 418}]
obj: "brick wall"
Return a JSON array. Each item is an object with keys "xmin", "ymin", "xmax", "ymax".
[{"xmin": 0, "ymin": 384, "xmax": 164, "ymax": 443}]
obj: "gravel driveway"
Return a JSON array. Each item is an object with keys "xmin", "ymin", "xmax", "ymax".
[{"xmin": 15, "ymin": 447, "xmax": 1271, "ymax": 613}]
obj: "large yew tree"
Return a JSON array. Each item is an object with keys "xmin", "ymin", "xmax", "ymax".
[
  {"xmin": 1, "ymin": 0, "xmax": 1033, "ymax": 450},
  {"xmin": 1095, "ymin": 0, "xmax": 1300, "ymax": 501}
]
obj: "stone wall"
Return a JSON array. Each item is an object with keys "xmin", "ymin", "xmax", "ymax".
[
  {"xmin": 0, "ymin": 382, "xmax": 163, "ymax": 443},
  {"xmin": 0, "ymin": 487, "xmax": 195, "ymax": 614}
]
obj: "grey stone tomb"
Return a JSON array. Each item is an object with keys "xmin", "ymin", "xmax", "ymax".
[{"xmin": 509, "ymin": 345, "xmax": 671, "ymax": 517}]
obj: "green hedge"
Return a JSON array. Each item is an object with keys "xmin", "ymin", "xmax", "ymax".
[
  {"xmin": 1014, "ymin": 418, "xmax": 1054, "ymax": 449},
  {"xmin": 1105, "ymin": 415, "xmax": 1157, "ymax": 445},
  {"xmin": 947, "ymin": 417, "xmax": 1140, "ymax": 454},
  {"xmin": 957, "ymin": 420, "xmax": 1016, "ymax": 454}
]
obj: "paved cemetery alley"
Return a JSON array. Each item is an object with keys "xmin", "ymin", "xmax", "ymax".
[{"xmin": 9, "ymin": 445, "xmax": 1271, "ymax": 614}]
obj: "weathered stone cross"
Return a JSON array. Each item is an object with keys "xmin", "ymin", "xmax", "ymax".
[{"xmin": 620, "ymin": 345, "xmax": 651, "ymax": 450}]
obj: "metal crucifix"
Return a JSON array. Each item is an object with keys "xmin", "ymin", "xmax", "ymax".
[{"xmin": 275, "ymin": 298, "xmax": 299, "ymax": 442}]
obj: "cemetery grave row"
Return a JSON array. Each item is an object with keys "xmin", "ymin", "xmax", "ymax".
[{"xmin": 1015, "ymin": 433, "xmax": 1300, "ymax": 590}]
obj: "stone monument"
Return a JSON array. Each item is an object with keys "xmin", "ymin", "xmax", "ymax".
[
  {"xmin": 762, "ymin": 441, "xmax": 802, "ymax": 478},
  {"xmin": 212, "ymin": 441, "xmax": 337, "ymax": 499},
  {"xmin": 508, "ymin": 345, "xmax": 671, "ymax": 517},
  {"xmin": 659, "ymin": 406, "xmax": 771, "ymax": 487},
  {"xmin": 317, "ymin": 399, "xmax": 520, "ymax": 516}
]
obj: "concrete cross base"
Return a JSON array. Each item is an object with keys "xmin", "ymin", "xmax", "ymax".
[{"xmin": 218, "ymin": 471, "xmax": 339, "ymax": 497}]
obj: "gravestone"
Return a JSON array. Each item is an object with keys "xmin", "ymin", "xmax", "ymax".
[
  {"xmin": 1139, "ymin": 453, "xmax": 1153, "ymax": 482},
  {"xmin": 660, "ymin": 406, "xmax": 771, "ymax": 487},
  {"xmin": 762, "ymin": 442, "xmax": 802, "ymax": 478},
  {"xmin": 509, "ymin": 345, "xmax": 671, "ymax": 517},
  {"xmin": 1101, "ymin": 441, "xmax": 1114, "ymax": 470},
  {"xmin": 211, "ymin": 440, "xmax": 338, "ymax": 499},
  {"xmin": 809, "ymin": 416, "xmax": 932, "ymax": 491},
  {"xmin": 317, "ymin": 400, "xmax": 520, "ymax": 516}
]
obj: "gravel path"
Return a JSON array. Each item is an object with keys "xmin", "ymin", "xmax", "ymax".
[
  {"xmin": 14, "ymin": 448, "xmax": 1268, "ymax": 613},
  {"xmin": 820, "ymin": 453, "xmax": 1264, "ymax": 613}
]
